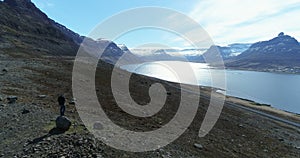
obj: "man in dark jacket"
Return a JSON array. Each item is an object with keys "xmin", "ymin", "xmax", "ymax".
[{"xmin": 58, "ymin": 95, "xmax": 66, "ymax": 116}]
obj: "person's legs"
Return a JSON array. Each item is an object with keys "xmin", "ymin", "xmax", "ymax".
[{"xmin": 60, "ymin": 105, "xmax": 66, "ymax": 116}]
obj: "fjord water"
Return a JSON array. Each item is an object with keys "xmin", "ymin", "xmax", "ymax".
[{"xmin": 122, "ymin": 61, "xmax": 300, "ymax": 114}]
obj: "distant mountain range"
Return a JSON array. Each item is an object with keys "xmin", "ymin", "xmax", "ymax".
[
  {"xmin": 1, "ymin": 0, "xmax": 299, "ymax": 73},
  {"xmin": 123, "ymin": 33, "xmax": 300, "ymax": 73},
  {"xmin": 200, "ymin": 43, "xmax": 251, "ymax": 63},
  {"xmin": 125, "ymin": 43, "xmax": 251, "ymax": 63},
  {"xmin": 128, "ymin": 48, "xmax": 186, "ymax": 62}
]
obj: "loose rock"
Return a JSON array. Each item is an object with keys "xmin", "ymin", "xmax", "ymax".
[
  {"xmin": 22, "ymin": 109, "xmax": 30, "ymax": 114},
  {"xmin": 0, "ymin": 104, "xmax": 6, "ymax": 107},
  {"xmin": 278, "ymin": 138, "xmax": 284, "ymax": 142},
  {"xmin": 194, "ymin": 143, "xmax": 204, "ymax": 150},
  {"xmin": 69, "ymin": 98, "xmax": 76, "ymax": 105},
  {"xmin": 37, "ymin": 95, "xmax": 47, "ymax": 99},
  {"xmin": 2, "ymin": 68, "xmax": 8, "ymax": 72},
  {"xmin": 238, "ymin": 124, "xmax": 244, "ymax": 128},
  {"xmin": 7, "ymin": 96, "xmax": 18, "ymax": 104}
]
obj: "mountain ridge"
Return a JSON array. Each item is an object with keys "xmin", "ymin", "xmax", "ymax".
[
  {"xmin": 0, "ymin": 0, "xmax": 80, "ymax": 56},
  {"xmin": 0, "ymin": 0, "xmax": 139, "ymax": 65},
  {"xmin": 226, "ymin": 32, "xmax": 300, "ymax": 72}
]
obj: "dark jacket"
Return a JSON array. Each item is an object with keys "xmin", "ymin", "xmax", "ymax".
[{"xmin": 58, "ymin": 95, "xmax": 65, "ymax": 105}]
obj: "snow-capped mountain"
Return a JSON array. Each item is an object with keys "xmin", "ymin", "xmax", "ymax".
[
  {"xmin": 202, "ymin": 43, "xmax": 252, "ymax": 62},
  {"xmin": 226, "ymin": 32, "xmax": 300, "ymax": 71}
]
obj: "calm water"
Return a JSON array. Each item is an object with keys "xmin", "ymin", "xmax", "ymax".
[{"xmin": 122, "ymin": 61, "xmax": 300, "ymax": 114}]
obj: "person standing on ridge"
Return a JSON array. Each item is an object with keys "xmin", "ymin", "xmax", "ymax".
[{"xmin": 58, "ymin": 94, "xmax": 66, "ymax": 116}]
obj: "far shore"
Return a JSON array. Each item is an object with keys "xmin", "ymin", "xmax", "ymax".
[{"xmin": 224, "ymin": 67, "xmax": 300, "ymax": 75}]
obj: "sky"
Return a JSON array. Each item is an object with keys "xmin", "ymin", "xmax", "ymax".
[{"xmin": 31, "ymin": 0, "xmax": 300, "ymax": 48}]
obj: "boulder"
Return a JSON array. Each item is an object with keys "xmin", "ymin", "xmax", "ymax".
[
  {"xmin": 2, "ymin": 68, "xmax": 8, "ymax": 73},
  {"xmin": 37, "ymin": 95, "xmax": 47, "ymax": 99},
  {"xmin": 194, "ymin": 143, "xmax": 204, "ymax": 150},
  {"xmin": 7, "ymin": 96, "xmax": 18, "ymax": 104},
  {"xmin": 69, "ymin": 98, "xmax": 76, "ymax": 105},
  {"xmin": 55, "ymin": 116, "xmax": 71, "ymax": 130}
]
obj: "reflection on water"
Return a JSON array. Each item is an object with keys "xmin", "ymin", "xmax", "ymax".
[
  {"xmin": 122, "ymin": 61, "xmax": 300, "ymax": 114},
  {"xmin": 133, "ymin": 62, "xmax": 181, "ymax": 83}
]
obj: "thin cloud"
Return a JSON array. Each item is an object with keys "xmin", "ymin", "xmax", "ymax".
[
  {"xmin": 33, "ymin": 0, "xmax": 55, "ymax": 9},
  {"xmin": 187, "ymin": 0, "xmax": 300, "ymax": 45}
]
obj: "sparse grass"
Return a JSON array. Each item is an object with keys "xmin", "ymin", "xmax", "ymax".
[{"xmin": 250, "ymin": 102, "xmax": 271, "ymax": 107}]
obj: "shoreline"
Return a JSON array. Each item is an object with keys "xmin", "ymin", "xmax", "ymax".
[
  {"xmin": 194, "ymin": 84, "xmax": 300, "ymax": 124},
  {"xmin": 121, "ymin": 61, "xmax": 300, "ymax": 116},
  {"xmin": 224, "ymin": 67, "xmax": 300, "ymax": 75},
  {"xmin": 127, "ymin": 69, "xmax": 300, "ymax": 125},
  {"xmin": 199, "ymin": 84, "xmax": 300, "ymax": 125},
  {"xmin": 223, "ymin": 93, "xmax": 300, "ymax": 124},
  {"xmin": 124, "ymin": 67, "xmax": 300, "ymax": 117},
  {"xmin": 209, "ymin": 64, "xmax": 300, "ymax": 75}
]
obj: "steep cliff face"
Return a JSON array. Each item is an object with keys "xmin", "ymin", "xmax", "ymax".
[
  {"xmin": 0, "ymin": 0, "xmax": 138, "ymax": 65},
  {"xmin": 0, "ymin": 0, "xmax": 79, "ymax": 56}
]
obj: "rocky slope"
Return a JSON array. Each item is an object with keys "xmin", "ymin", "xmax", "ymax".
[
  {"xmin": 0, "ymin": 0, "xmax": 139, "ymax": 64},
  {"xmin": 0, "ymin": 54, "xmax": 299, "ymax": 157},
  {"xmin": 0, "ymin": 0, "xmax": 79, "ymax": 56}
]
